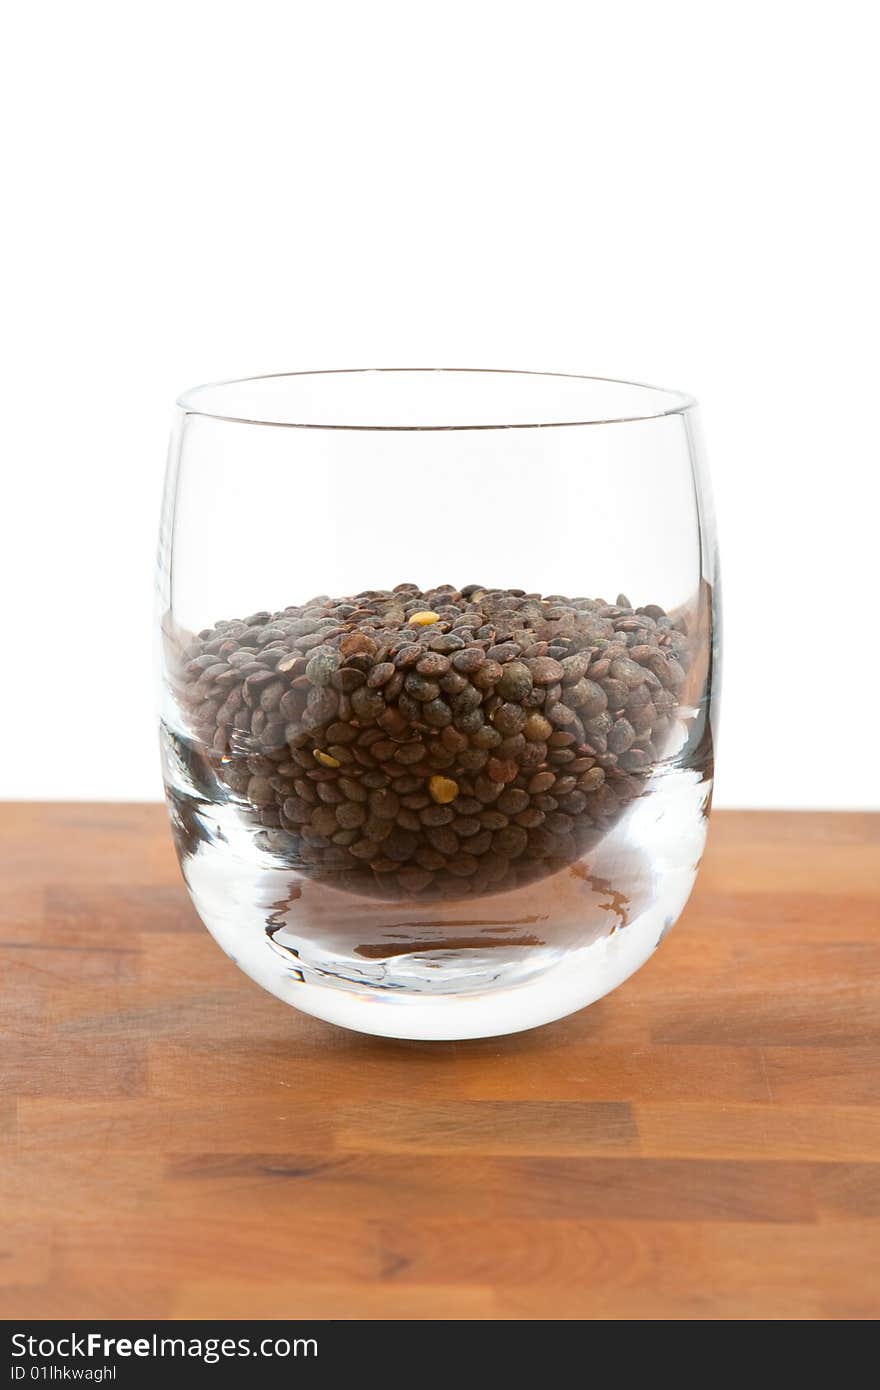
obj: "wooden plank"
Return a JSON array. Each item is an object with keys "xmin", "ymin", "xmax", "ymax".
[{"xmin": 1, "ymin": 804, "xmax": 878, "ymax": 1320}]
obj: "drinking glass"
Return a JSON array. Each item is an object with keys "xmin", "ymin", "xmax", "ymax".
[{"xmin": 157, "ymin": 369, "xmax": 719, "ymax": 1039}]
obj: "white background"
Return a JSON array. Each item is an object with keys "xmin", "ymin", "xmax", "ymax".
[{"xmin": 2, "ymin": 0, "xmax": 878, "ymax": 806}]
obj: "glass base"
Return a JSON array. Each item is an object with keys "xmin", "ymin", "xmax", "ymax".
[
  {"xmin": 203, "ymin": 897, "xmax": 671, "ymax": 1040},
  {"xmin": 173, "ymin": 769, "xmax": 708, "ymax": 1040}
]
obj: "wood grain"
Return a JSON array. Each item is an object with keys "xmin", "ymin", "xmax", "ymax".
[{"xmin": 1, "ymin": 805, "xmax": 878, "ymax": 1320}]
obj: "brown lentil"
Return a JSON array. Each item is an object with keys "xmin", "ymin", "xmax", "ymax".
[{"xmin": 171, "ymin": 583, "xmax": 696, "ymax": 901}]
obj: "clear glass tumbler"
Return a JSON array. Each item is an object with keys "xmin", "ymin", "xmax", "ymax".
[{"xmin": 157, "ymin": 369, "xmax": 719, "ymax": 1039}]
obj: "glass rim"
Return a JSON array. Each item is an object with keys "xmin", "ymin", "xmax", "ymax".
[{"xmin": 175, "ymin": 367, "xmax": 698, "ymax": 431}]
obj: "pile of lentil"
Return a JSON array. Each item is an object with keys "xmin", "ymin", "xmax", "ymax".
[{"xmin": 171, "ymin": 584, "xmax": 694, "ymax": 900}]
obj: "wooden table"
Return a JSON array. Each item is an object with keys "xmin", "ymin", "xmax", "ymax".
[{"xmin": 1, "ymin": 805, "xmax": 878, "ymax": 1321}]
